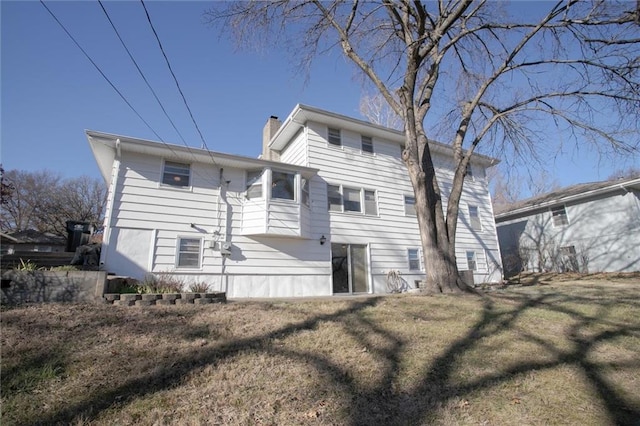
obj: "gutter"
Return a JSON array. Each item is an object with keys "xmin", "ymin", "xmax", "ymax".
[{"xmin": 495, "ymin": 178, "xmax": 640, "ymax": 221}]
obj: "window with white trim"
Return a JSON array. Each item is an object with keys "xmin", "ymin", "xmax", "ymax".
[
  {"xmin": 328, "ymin": 185, "xmax": 342, "ymax": 211},
  {"xmin": 361, "ymin": 135, "xmax": 374, "ymax": 154},
  {"xmin": 551, "ymin": 205, "xmax": 569, "ymax": 226},
  {"xmin": 469, "ymin": 205, "xmax": 482, "ymax": 231},
  {"xmin": 364, "ymin": 190, "xmax": 377, "ymax": 215},
  {"xmin": 177, "ymin": 238, "xmax": 201, "ymax": 268},
  {"xmin": 404, "ymin": 195, "xmax": 416, "ymax": 216},
  {"xmin": 328, "ymin": 127, "xmax": 341, "ymax": 146},
  {"xmin": 327, "ymin": 185, "xmax": 378, "ymax": 215},
  {"xmin": 466, "ymin": 251, "xmax": 477, "ymax": 271},
  {"xmin": 301, "ymin": 177, "xmax": 310, "ymax": 207},
  {"xmin": 162, "ymin": 161, "xmax": 190, "ymax": 187},
  {"xmin": 246, "ymin": 170, "xmax": 263, "ymax": 199},
  {"xmin": 465, "ymin": 163, "xmax": 474, "ymax": 180},
  {"xmin": 343, "ymin": 187, "xmax": 362, "ymax": 212},
  {"xmin": 271, "ymin": 170, "xmax": 295, "ymax": 201},
  {"xmin": 408, "ymin": 248, "xmax": 424, "ymax": 271}
]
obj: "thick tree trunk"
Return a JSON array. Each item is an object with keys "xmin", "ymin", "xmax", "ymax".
[{"xmin": 404, "ymin": 132, "xmax": 474, "ymax": 294}]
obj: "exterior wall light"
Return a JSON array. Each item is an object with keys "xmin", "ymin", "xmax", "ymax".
[{"xmin": 320, "ymin": 235, "xmax": 327, "ymax": 245}]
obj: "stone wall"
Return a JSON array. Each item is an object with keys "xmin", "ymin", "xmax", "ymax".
[{"xmin": 1, "ymin": 270, "xmax": 107, "ymax": 305}]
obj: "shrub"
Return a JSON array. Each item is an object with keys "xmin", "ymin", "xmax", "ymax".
[{"xmin": 189, "ymin": 281, "xmax": 210, "ymax": 293}]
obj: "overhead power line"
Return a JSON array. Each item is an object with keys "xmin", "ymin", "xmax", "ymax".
[
  {"xmin": 39, "ymin": 0, "xmax": 164, "ymax": 142},
  {"xmin": 97, "ymin": 0, "xmax": 190, "ymax": 148},
  {"xmin": 140, "ymin": 0, "xmax": 212, "ymax": 153}
]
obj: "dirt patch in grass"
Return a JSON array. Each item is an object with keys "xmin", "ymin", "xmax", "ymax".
[{"xmin": 2, "ymin": 275, "xmax": 639, "ymax": 425}]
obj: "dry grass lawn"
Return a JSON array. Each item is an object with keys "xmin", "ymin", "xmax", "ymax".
[{"xmin": 2, "ymin": 273, "xmax": 639, "ymax": 425}]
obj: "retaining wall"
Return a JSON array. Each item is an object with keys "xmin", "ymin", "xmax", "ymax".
[
  {"xmin": 102, "ymin": 292, "xmax": 226, "ymax": 306},
  {"xmin": 1, "ymin": 270, "xmax": 107, "ymax": 305}
]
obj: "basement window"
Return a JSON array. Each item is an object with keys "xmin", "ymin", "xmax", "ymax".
[
  {"xmin": 408, "ymin": 248, "xmax": 424, "ymax": 271},
  {"xmin": 177, "ymin": 238, "xmax": 202, "ymax": 268}
]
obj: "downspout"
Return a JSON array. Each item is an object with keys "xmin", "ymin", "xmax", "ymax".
[
  {"xmin": 100, "ymin": 138, "xmax": 121, "ymax": 270},
  {"xmin": 219, "ymin": 168, "xmax": 231, "ymax": 293}
]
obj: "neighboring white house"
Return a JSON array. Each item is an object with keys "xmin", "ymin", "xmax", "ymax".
[
  {"xmin": 495, "ymin": 176, "xmax": 640, "ymax": 276},
  {"xmin": 87, "ymin": 104, "xmax": 502, "ymax": 298}
]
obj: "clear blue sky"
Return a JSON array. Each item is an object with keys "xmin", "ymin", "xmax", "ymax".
[{"xmin": 2, "ymin": 1, "xmax": 638, "ymax": 194}]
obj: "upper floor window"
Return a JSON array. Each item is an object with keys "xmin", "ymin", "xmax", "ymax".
[
  {"xmin": 364, "ymin": 190, "xmax": 378, "ymax": 216},
  {"xmin": 328, "ymin": 184, "xmax": 377, "ymax": 215},
  {"xmin": 551, "ymin": 205, "xmax": 569, "ymax": 226},
  {"xmin": 246, "ymin": 170, "xmax": 263, "ymax": 199},
  {"xmin": 328, "ymin": 185, "xmax": 342, "ymax": 211},
  {"xmin": 361, "ymin": 135, "xmax": 374, "ymax": 154},
  {"xmin": 177, "ymin": 237, "xmax": 201, "ymax": 268},
  {"xmin": 465, "ymin": 163, "xmax": 474, "ymax": 180},
  {"xmin": 469, "ymin": 205, "xmax": 482, "ymax": 231},
  {"xmin": 343, "ymin": 187, "xmax": 362, "ymax": 212},
  {"xmin": 163, "ymin": 161, "xmax": 190, "ymax": 187},
  {"xmin": 466, "ymin": 251, "xmax": 477, "ymax": 271},
  {"xmin": 272, "ymin": 171, "xmax": 295, "ymax": 201},
  {"xmin": 301, "ymin": 178, "xmax": 310, "ymax": 207},
  {"xmin": 328, "ymin": 127, "xmax": 341, "ymax": 146},
  {"xmin": 404, "ymin": 195, "xmax": 416, "ymax": 216},
  {"xmin": 408, "ymin": 248, "xmax": 424, "ymax": 271}
]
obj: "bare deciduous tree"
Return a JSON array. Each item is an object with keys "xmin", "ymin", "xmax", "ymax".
[
  {"xmin": 0, "ymin": 170, "xmax": 106, "ymax": 237},
  {"xmin": 206, "ymin": 0, "xmax": 640, "ymax": 292}
]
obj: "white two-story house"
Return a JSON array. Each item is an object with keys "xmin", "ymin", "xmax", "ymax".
[{"xmin": 88, "ymin": 104, "xmax": 502, "ymax": 298}]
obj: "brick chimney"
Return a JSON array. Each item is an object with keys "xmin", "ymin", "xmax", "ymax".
[{"xmin": 262, "ymin": 115, "xmax": 282, "ymax": 161}]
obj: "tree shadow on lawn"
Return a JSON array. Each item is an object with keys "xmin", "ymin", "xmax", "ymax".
[{"xmin": 31, "ymin": 289, "xmax": 640, "ymax": 425}]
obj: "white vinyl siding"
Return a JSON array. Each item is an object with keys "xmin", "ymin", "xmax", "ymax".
[
  {"xmin": 177, "ymin": 237, "xmax": 202, "ymax": 268},
  {"xmin": 162, "ymin": 161, "xmax": 190, "ymax": 187}
]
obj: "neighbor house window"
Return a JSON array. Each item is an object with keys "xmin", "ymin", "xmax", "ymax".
[
  {"xmin": 246, "ymin": 170, "xmax": 263, "ymax": 199},
  {"xmin": 469, "ymin": 205, "xmax": 482, "ymax": 231},
  {"xmin": 361, "ymin": 135, "xmax": 374, "ymax": 154},
  {"xmin": 271, "ymin": 170, "xmax": 295, "ymax": 200},
  {"xmin": 466, "ymin": 251, "xmax": 477, "ymax": 271},
  {"xmin": 177, "ymin": 238, "xmax": 201, "ymax": 268},
  {"xmin": 328, "ymin": 127, "xmax": 341, "ymax": 146},
  {"xmin": 404, "ymin": 195, "xmax": 416, "ymax": 216},
  {"xmin": 408, "ymin": 248, "xmax": 424, "ymax": 271},
  {"xmin": 364, "ymin": 190, "xmax": 378, "ymax": 216},
  {"xmin": 551, "ymin": 205, "xmax": 569, "ymax": 226},
  {"xmin": 163, "ymin": 161, "xmax": 190, "ymax": 187},
  {"xmin": 328, "ymin": 185, "xmax": 342, "ymax": 211}
]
